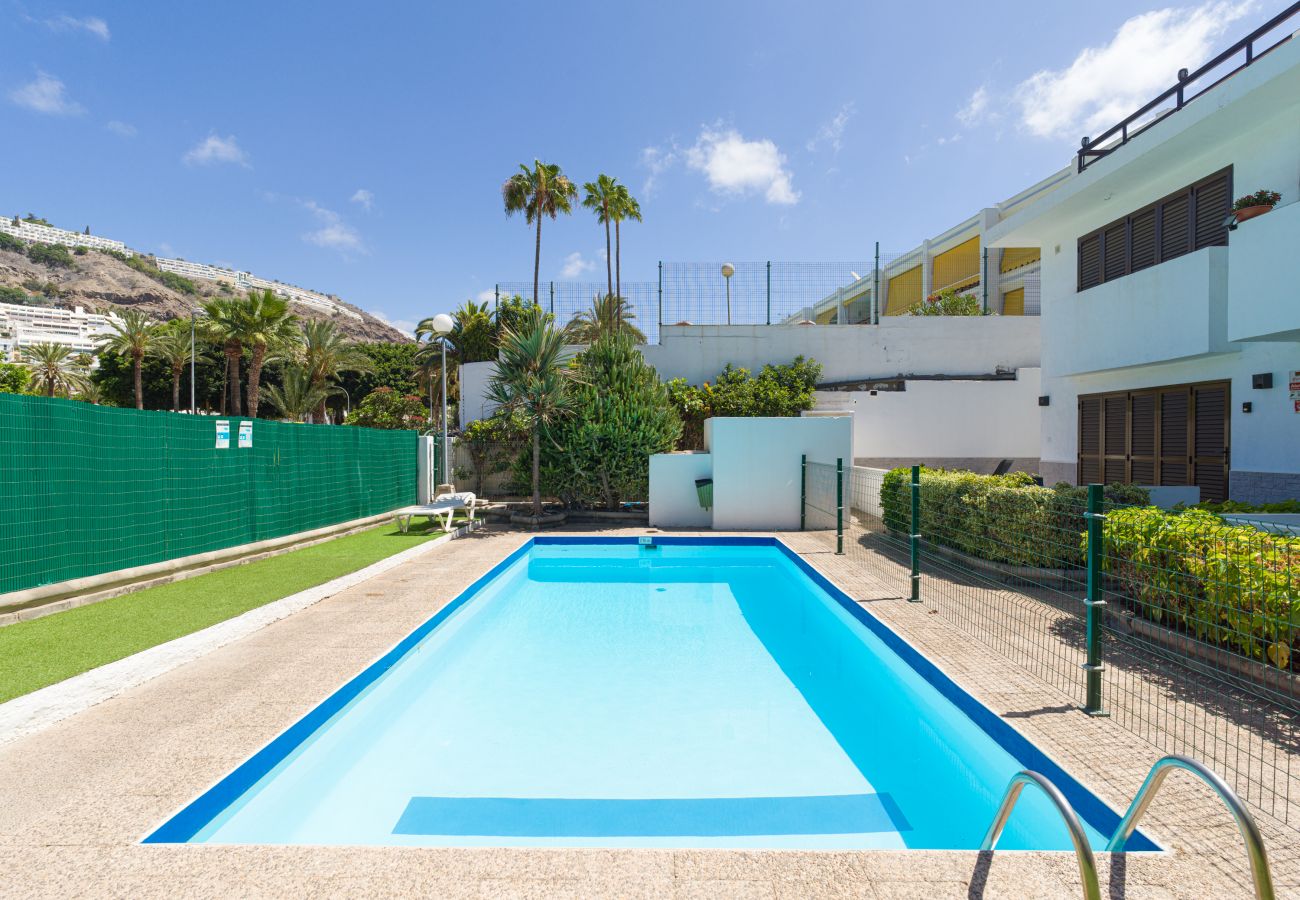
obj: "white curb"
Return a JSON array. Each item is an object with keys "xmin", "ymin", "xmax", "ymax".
[{"xmin": 0, "ymin": 522, "xmax": 477, "ymax": 748}]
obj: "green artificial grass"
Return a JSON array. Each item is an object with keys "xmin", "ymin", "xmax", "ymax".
[{"xmin": 0, "ymin": 517, "xmax": 460, "ymax": 704}]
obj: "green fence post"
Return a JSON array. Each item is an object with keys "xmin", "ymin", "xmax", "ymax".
[
  {"xmin": 873, "ymin": 242, "xmax": 880, "ymax": 324},
  {"xmin": 909, "ymin": 464, "xmax": 921, "ymax": 601},
  {"xmin": 800, "ymin": 454, "xmax": 807, "ymax": 531},
  {"xmin": 981, "ymin": 247, "xmax": 989, "ymax": 314},
  {"xmin": 549, "ymin": 281, "xmax": 555, "ymax": 315},
  {"xmin": 766, "ymin": 261, "xmax": 772, "ymax": 325},
  {"xmin": 835, "ymin": 458, "xmax": 844, "ymax": 555},
  {"xmin": 1084, "ymin": 483, "xmax": 1109, "ymax": 716},
  {"xmin": 494, "ymin": 285, "xmax": 499, "ymax": 314},
  {"xmin": 658, "ymin": 261, "xmax": 663, "ymax": 330}
]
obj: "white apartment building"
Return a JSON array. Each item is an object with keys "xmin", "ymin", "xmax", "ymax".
[
  {"xmin": 789, "ymin": 172, "xmax": 1068, "ymax": 325},
  {"xmin": 986, "ymin": 14, "xmax": 1300, "ymax": 503},
  {"xmin": 0, "ymin": 302, "xmax": 120, "ymax": 360},
  {"xmin": 0, "ymin": 217, "xmax": 129, "ymax": 255}
]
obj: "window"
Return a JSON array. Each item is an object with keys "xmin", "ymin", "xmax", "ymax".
[{"xmin": 1076, "ymin": 168, "xmax": 1231, "ymax": 292}]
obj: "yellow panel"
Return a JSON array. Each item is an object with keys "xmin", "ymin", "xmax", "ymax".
[
  {"xmin": 1000, "ymin": 247, "xmax": 1040, "ymax": 273},
  {"xmin": 1002, "ymin": 287, "xmax": 1025, "ymax": 316},
  {"xmin": 814, "ymin": 308, "xmax": 836, "ymax": 325},
  {"xmin": 931, "ymin": 236, "xmax": 980, "ymax": 292},
  {"xmin": 885, "ymin": 266, "xmax": 922, "ymax": 315}
]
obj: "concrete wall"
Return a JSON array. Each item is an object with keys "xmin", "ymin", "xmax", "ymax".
[
  {"xmin": 648, "ymin": 452, "xmax": 713, "ymax": 528},
  {"xmin": 707, "ymin": 415, "xmax": 852, "ymax": 530},
  {"xmin": 814, "ymin": 369, "xmax": 1041, "ymax": 464},
  {"xmin": 458, "ymin": 361, "xmax": 497, "ymax": 428}
]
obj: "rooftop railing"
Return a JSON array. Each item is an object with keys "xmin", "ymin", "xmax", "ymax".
[{"xmin": 1077, "ymin": 3, "xmax": 1300, "ymax": 172}]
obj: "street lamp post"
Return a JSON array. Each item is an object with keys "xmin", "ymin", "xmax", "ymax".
[
  {"xmin": 721, "ymin": 262, "xmax": 735, "ymax": 325},
  {"xmin": 426, "ymin": 313, "xmax": 455, "ymax": 486},
  {"xmin": 189, "ymin": 309, "xmax": 202, "ymax": 414}
]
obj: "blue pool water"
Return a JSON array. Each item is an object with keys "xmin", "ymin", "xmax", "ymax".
[{"xmin": 148, "ymin": 538, "xmax": 1152, "ymax": 850}]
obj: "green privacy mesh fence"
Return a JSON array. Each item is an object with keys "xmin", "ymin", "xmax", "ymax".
[{"xmin": 0, "ymin": 393, "xmax": 418, "ymax": 596}]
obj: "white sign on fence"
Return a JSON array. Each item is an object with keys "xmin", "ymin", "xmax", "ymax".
[
  {"xmin": 238, "ymin": 421, "xmax": 253, "ymax": 448},
  {"xmin": 215, "ymin": 419, "xmax": 230, "ymax": 449}
]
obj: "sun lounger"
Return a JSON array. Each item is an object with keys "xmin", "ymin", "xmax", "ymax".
[{"xmin": 394, "ymin": 492, "xmax": 477, "ymax": 533}]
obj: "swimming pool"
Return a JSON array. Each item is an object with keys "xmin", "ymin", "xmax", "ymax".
[{"xmin": 147, "ymin": 537, "xmax": 1154, "ymax": 850}]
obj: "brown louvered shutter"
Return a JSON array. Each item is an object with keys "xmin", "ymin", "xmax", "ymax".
[
  {"xmin": 1103, "ymin": 223, "xmax": 1127, "ymax": 281},
  {"xmin": 1129, "ymin": 392, "xmax": 1157, "ymax": 484},
  {"xmin": 1103, "ymin": 395, "xmax": 1128, "ymax": 483},
  {"xmin": 1192, "ymin": 383, "xmax": 1229, "ymax": 502},
  {"xmin": 1078, "ymin": 397, "xmax": 1102, "ymax": 485},
  {"xmin": 1160, "ymin": 193, "xmax": 1191, "ymax": 261},
  {"xmin": 1159, "ymin": 389, "xmax": 1189, "ymax": 486},
  {"xmin": 1129, "ymin": 208, "xmax": 1157, "ymax": 272},
  {"xmin": 1193, "ymin": 173, "xmax": 1231, "ymax": 249},
  {"xmin": 1078, "ymin": 234, "xmax": 1102, "ymax": 290}
]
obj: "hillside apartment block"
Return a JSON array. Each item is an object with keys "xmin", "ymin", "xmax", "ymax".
[{"xmin": 0, "ymin": 302, "xmax": 119, "ymax": 361}]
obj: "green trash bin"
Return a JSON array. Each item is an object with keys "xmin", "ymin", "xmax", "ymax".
[{"xmin": 695, "ymin": 477, "xmax": 714, "ymax": 511}]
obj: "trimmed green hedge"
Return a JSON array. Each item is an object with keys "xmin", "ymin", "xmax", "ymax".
[
  {"xmin": 881, "ymin": 467, "xmax": 1148, "ymax": 568},
  {"xmin": 1100, "ymin": 506, "xmax": 1300, "ymax": 670}
]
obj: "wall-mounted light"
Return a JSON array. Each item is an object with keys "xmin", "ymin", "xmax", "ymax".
[
  {"xmin": 1038, "ymin": 396, "xmax": 1051, "ymax": 407},
  {"xmin": 1252, "ymin": 373, "xmax": 1273, "ymax": 389},
  {"xmin": 1242, "ymin": 401, "xmax": 1253, "ymax": 414}
]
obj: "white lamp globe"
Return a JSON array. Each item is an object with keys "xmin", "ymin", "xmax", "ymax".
[
  {"xmin": 429, "ymin": 313, "xmax": 454, "ymax": 336},
  {"xmin": 721, "ymin": 263, "xmax": 735, "ymax": 279}
]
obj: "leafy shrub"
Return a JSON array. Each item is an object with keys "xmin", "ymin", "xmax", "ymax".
[
  {"xmin": 1233, "ymin": 189, "xmax": 1280, "ymax": 211},
  {"xmin": 98, "ymin": 248, "xmax": 131, "ymax": 263},
  {"xmin": 909, "ymin": 288, "xmax": 987, "ymax": 316},
  {"xmin": 458, "ymin": 409, "xmax": 527, "ymax": 496},
  {"xmin": 26, "ymin": 242, "xmax": 75, "ymax": 269},
  {"xmin": 1100, "ymin": 506, "xmax": 1300, "ymax": 670},
  {"xmin": 0, "ymin": 232, "xmax": 24, "ymax": 254},
  {"xmin": 666, "ymin": 356, "xmax": 821, "ymax": 449},
  {"xmin": 0, "ymin": 361, "xmax": 32, "ymax": 394},
  {"xmin": 1192, "ymin": 499, "xmax": 1300, "ymax": 514},
  {"xmin": 73, "ymin": 246, "xmax": 87, "ymax": 256},
  {"xmin": 535, "ymin": 333, "xmax": 682, "ymax": 508},
  {"xmin": 122, "ymin": 255, "xmax": 197, "ymax": 294},
  {"xmin": 344, "ymin": 386, "xmax": 428, "ymax": 430},
  {"xmin": 880, "ymin": 467, "xmax": 1149, "ymax": 568},
  {"xmin": 0, "ymin": 285, "xmax": 28, "ymax": 304}
]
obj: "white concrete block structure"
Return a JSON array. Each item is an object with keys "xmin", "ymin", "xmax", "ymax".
[
  {"xmin": 0, "ymin": 217, "xmax": 129, "ymax": 255},
  {"xmin": 0, "ymin": 302, "xmax": 119, "ymax": 360},
  {"xmin": 987, "ymin": 19, "xmax": 1300, "ymax": 503}
]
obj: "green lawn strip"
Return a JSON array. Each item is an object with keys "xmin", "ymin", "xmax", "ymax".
[{"xmin": 0, "ymin": 516, "xmax": 464, "ymax": 704}]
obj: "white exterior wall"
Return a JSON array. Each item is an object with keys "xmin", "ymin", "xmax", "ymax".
[
  {"xmin": 648, "ymin": 452, "xmax": 713, "ymax": 527},
  {"xmin": 988, "ymin": 36, "xmax": 1300, "ymax": 498},
  {"xmin": 0, "ymin": 302, "xmax": 119, "ymax": 358},
  {"xmin": 706, "ymin": 415, "xmax": 852, "ymax": 530},
  {"xmin": 0, "ymin": 218, "xmax": 129, "ymax": 254},
  {"xmin": 814, "ymin": 369, "xmax": 1041, "ymax": 461},
  {"xmin": 458, "ymin": 361, "xmax": 497, "ymax": 428}
]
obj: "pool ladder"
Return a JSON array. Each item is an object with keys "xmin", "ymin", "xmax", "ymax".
[{"xmin": 981, "ymin": 755, "xmax": 1276, "ymax": 900}]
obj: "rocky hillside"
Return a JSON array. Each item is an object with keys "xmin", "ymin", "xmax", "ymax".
[{"xmin": 0, "ymin": 247, "xmax": 407, "ymax": 342}]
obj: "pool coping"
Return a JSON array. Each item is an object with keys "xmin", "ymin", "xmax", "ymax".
[{"xmin": 140, "ymin": 534, "xmax": 1158, "ymax": 852}]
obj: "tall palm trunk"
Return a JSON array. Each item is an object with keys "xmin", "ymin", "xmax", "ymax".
[
  {"xmin": 225, "ymin": 344, "xmax": 242, "ymax": 416},
  {"xmin": 131, "ymin": 351, "xmax": 144, "ymax": 409},
  {"xmin": 603, "ymin": 210, "xmax": 613, "ymax": 300},
  {"xmin": 531, "ymin": 428, "xmax": 542, "ymax": 517},
  {"xmin": 171, "ymin": 365, "xmax": 182, "ymax": 412},
  {"xmin": 615, "ymin": 219, "xmax": 622, "ymax": 301},
  {"xmin": 246, "ymin": 344, "xmax": 267, "ymax": 419},
  {"xmin": 533, "ymin": 215, "xmax": 542, "ymax": 308}
]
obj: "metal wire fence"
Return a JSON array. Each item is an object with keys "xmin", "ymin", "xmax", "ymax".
[
  {"xmin": 0, "ymin": 393, "xmax": 418, "ymax": 597},
  {"xmin": 800, "ymin": 462, "xmax": 1300, "ymax": 832},
  {"xmin": 494, "ymin": 281, "xmax": 659, "ymax": 344}
]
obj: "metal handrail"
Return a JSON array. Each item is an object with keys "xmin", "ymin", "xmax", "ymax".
[
  {"xmin": 1107, "ymin": 755, "xmax": 1275, "ymax": 900},
  {"xmin": 981, "ymin": 770, "xmax": 1101, "ymax": 900},
  {"xmin": 1077, "ymin": 2, "xmax": 1300, "ymax": 171}
]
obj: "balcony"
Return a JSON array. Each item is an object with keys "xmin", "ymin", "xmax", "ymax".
[
  {"xmin": 1050, "ymin": 247, "xmax": 1233, "ymax": 377},
  {"xmin": 1228, "ymin": 201, "xmax": 1300, "ymax": 342}
]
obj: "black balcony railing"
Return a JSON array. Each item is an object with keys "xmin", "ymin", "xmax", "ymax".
[{"xmin": 1078, "ymin": 3, "xmax": 1300, "ymax": 172}]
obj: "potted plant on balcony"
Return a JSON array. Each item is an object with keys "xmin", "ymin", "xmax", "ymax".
[{"xmin": 1232, "ymin": 189, "xmax": 1282, "ymax": 224}]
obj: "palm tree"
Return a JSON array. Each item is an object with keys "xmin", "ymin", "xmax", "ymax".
[
  {"xmin": 502, "ymin": 160, "xmax": 577, "ymax": 309},
  {"xmin": 97, "ymin": 309, "xmax": 158, "ymax": 409},
  {"xmin": 202, "ymin": 297, "xmax": 246, "ymax": 415},
  {"xmin": 239, "ymin": 289, "xmax": 300, "ymax": 419},
  {"xmin": 76, "ymin": 381, "xmax": 107, "ymax": 405},
  {"xmin": 262, "ymin": 367, "xmax": 338, "ymax": 422},
  {"xmin": 23, "ymin": 342, "xmax": 89, "ymax": 397},
  {"xmin": 582, "ymin": 174, "xmax": 617, "ymax": 299},
  {"xmin": 567, "ymin": 294, "xmax": 646, "ymax": 344},
  {"xmin": 148, "ymin": 320, "xmax": 209, "ymax": 412},
  {"xmin": 486, "ymin": 308, "xmax": 579, "ymax": 516},
  {"xmin": 610, "ymin": 183, "xmax": 642, "ymax": 301},
  {"xmin": 300, "ymin": 319, "xmax": 372, "ymax": 423}
]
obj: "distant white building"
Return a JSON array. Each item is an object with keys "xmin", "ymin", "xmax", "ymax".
[
  {"xmin": 0, "ymin": 301, "xmax": 120, "ymax": 360},
  {"xmin": 987, "ymin": 15, "xmax": 1300, "ymax": 503},
  {"xmin": 0, "ymin": 217, "xmax": 129, "ymax": 256}
]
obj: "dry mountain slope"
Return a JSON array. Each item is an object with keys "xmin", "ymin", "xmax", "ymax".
[{"xmin": 0, "ymin": 248, "xmax": 407, "ymax": 342}]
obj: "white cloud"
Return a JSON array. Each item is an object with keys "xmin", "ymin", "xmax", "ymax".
[
  {"xmin": 1015, "ymin": 1, "xmax": 1254, "ymax": 139},
  {"xmin": 350, "ymin": 188, "xmax": 374, "ymax": 212},
  {"xmin": 106, "ymin": 120, "xmax": 136, "ymax": 138},
  {"xmin": 639, "ymin": 144, "xmax": 678, "ymax": 196},
  {"xmin": 301, "ymin": 200, "xmax": 364, "ymax": 254},
  {"xmin": 8, "ymin": 72, "xmax": 83, "ymax": 116},
  {"xmin": 47, "ymin": 14, "xmax": 110, "ymax": 41},
  {"xmin": 956, "ymin": 86, "xmax": 990, "ymax": 127},
  {"xmin": 685, "ymin": 126, "xmax": 799, "ymax": 205},
  {"xmin": 560, "ymin": 251, "xmax": 594, "ymax": 279},
  {"xmin": 806, "ymin": 102, "xmax": 854, "ymax": 153},
  {"xmin": 183, "ymin": 133, "xmax": 250, "ymax": 167},
  {"xmin": 475, "ymin": 289, "xmax": 497, "ymax": 304}
]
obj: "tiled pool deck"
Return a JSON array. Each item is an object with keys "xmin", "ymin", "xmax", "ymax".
[{"xmin": 0, "ymin": 526, "xmax": 1295, "ymax": 898}]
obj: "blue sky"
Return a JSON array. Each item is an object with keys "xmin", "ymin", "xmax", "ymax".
[{"xmin": 0, "ymin": 0, "xmax": 1274, "ymax": 333}]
